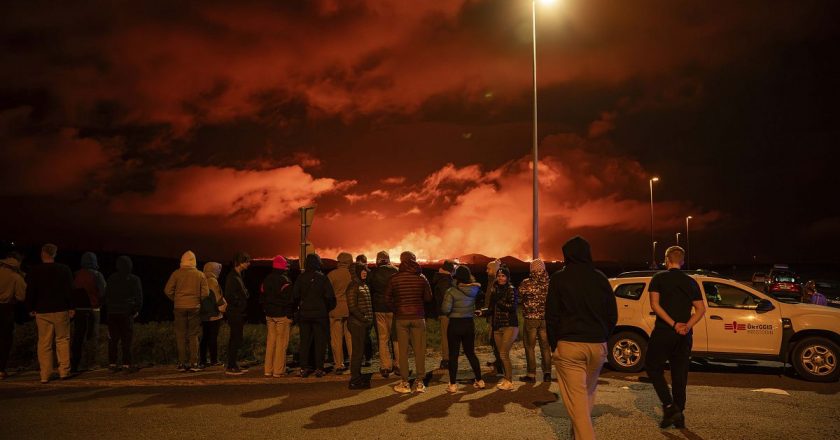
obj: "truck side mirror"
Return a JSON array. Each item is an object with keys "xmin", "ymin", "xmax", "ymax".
[{"xmin": 756, "ymin": 299, "xmax": 775, "ymax": 314}]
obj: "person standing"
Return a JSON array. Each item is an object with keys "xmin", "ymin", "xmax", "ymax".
[
  {"xmin": 519, "ymin": 258, "xmax": 552, "ymax": 383},
  {"xmin": 430, "ymin": 260, "xmax": 456, "ymax": 371},
  {"xmin": 261, "ymin": 255, "xmax": 294, "ymax": 377},
  {"xmin": 164, "ymin": 250, "xmax": 209, "ymax": 373},
  {"xmin": 369, "ymin": 251, "xmax": 399, "ymax": 378},
  {"xmin": 385, "ymin": 251, "xmax": 432, "ymax": 394},
  {"xmin": 346, "ymin": 262, "xmax": 373, "ymax": 389},
  {"xmin": 26, "ymin": 244, "xmax": 75, "ymax": 383},
  {"xmin": 199, "ymin": 262, "xmax": 226, "ymax": 367},
  {"xmin": 327, "ymin": 252, "xmax": 353, "ymax": 374},
  {"xmin": 802, "ymin": 281, "xmax": 828, "ymax": 306},
  {"xmin": 645, "ymin": 246, "xmax": 706, "ymax": 429},
  {"xmin": 70, "ymin": 252, "xmax": 106, "ymax": 373},
  {"xmin": 293, "ymin": 253, "xmax": 336, "ymax": 378},
  {"xmin": 356, "ymin": 254, "xmax": 373, "ymax": 367},
  {"xmin": 483, "ymin": 259, "xmax": 503, "ymax": 373},
  {"xmin": 486, "ymin": 265, "xmax": 518, "ymax": 391},
  {"xmin": 546, "ymin": 236, "xmax": 618, "ymax": 440},
  {"xmin": 224, "ymin": 252, "xmax": 251, "ymax": 375},
  {"xmin": 441, "ymin": 265, "xmax": 485, "ymax": 392},
  {"xmin": 103, "ymin": 256, "xmax": 143, "ymax": 372},
  {"xmin": 0, "ymin": 252, "xmax": 26, "ymax": 379}
]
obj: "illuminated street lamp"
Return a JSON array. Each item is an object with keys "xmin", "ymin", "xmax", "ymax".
[
  {"xmin": 649, "ymin": 177, "xmax": 659, "ymax": 268},
  {"xmin": 676, "ymin": 232, "xmax": 681, "ymax": 245},
  {"xmin": 531, "ymin": 0, "xmax": 559, "ymax": 260},
  {"xmin": 685, "ymin": 215, "xmax": 693, "ymax": 269}
]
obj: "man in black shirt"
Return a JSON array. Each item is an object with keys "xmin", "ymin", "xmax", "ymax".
[{"xmin": 645, "ymin": 246, "xmax": 706, "ymax": 429}]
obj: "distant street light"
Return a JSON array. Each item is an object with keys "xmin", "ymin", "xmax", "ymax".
[
  {"xmin": 649, "ymin": 177, "xmax": 659, "ymax": 268},
  {"xmin": 652, "ymin": 241, "xmax": 658, "ymax": 268},
  {"xmin": 686, "ymin": 215, "xmax": 693, "ymax": 269},
  {"xmin": 676, "ymin": 232, "xmax": 681, "ymax": 245}
]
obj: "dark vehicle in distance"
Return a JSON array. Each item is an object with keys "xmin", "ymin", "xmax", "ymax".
[
  {"xmin": 810, "ymin": 279, "xmax": 840, "ymax": 308},
  {"xmin": 765, "ymin": 266, "xmax": 802, "ymax": 302}
]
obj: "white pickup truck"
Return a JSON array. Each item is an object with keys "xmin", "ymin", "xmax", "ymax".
[{"xmin": 607, "ymin": 271, "xmax": 840, "ymax": 382}]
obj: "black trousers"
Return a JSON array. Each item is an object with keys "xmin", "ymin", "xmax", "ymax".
[
  {"xmin": 645, "ymin": 327, "xmax": 693, "ymax": 410},
  {"xmin": 107, "ymin": 313, "xmax": 133, "ymax": 366},
  {"xmin": 299, "ymin": 318, "xmax": 328, "ymax": 371},
  {"xmin": 0, "ymin": 304, "xmax": 14, "ymax": 372},
  {"xmin": 364, "ymin": 327, "xmax": 373, "ymax": 362},
  {"xmin": 227, "ymin": 318, "xmax": 244, "ymax": 368},
  {"xmin": 71, "ymin": 309, "xmax": 99, "ymax": 371},
  {"xmin": 349, "ymin": 319, "xmax": 369, "ymax": 383},
  {"xmin": 200, "ymin": 320, "xmax": 221, "ymax": 364},
  {"xmin": 447, "ymin": 318, "xmax": 482, "ymax": 384}
]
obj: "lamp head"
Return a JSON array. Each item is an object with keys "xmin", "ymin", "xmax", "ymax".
[{"xmin": 650, "ymin": 177, "xmax": 659, "ymax": 183}]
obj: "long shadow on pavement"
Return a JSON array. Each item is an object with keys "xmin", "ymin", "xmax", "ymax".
[{"xmin": 303, "ymin": 392, "xmax": 406, "ymax": 429}]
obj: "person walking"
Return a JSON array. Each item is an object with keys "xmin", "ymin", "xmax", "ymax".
[
  {"xmin": 519, "ymin": 258, "xmax": 552, "ymax": 383},
  {"xmin": 327, "ymin": 252, "xmax": 353, "ymax": 374},
  {"xmin": 645, "ymin": 246, "xmax": 706, "ymax": 429},
  {"xmin": 385, "ymin": 251, "xmax": 432, "ymax": 394},
  {"xmin": 164, "ymin": 250, "xmax": 209, "ymax": 373},
  {"xmin": 70, "ymin": 252, "xmax": 106, "ymax": 373},
  {"xmin": 441, "ymin": 265, "xmax": 485, "ymax": 392},
  {"xmin": 199, "ymin": 262, "xmax": 226, "ymax": 368},
  {"xmin": 369, "ymin": 251, "xmax": 399, "ymax": 378},
  {"xmin": 261, "ymin": 255, "xmax": 294, "ymax": 377},
  {"xmin": 346, "ymin": 262, "xmax": 373, "ymax": 389},
  {"xmin": 103, "ymin": 256, "xmax": 143, "ymax": 372},
  {"xmin": 485, "ymin": 265, "xmax": 518, "ymax": 391},
  {"xmin": 26, "ymin": 244, "xmax": 75, "ymax": 383},
  {"xmin": 546, "ymin": 236, "xmax": 618, "ymax": 440},
  {"xmin": 430, "ymin": 260, "xmax": 456, "ymax": 371},
  {"xmin": 293, "ymin": 253, "xmax": 336, "ymax": 378},
  {"xmin": 224, "ymin": 252, "xmax": 251, "ymax": 375},
  {"xmin": 0, "ymin": 252, "xmax": 26, "ymax": 379}
]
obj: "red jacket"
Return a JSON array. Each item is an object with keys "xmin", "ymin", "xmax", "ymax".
[{"xmin": 385, "ymin": 259, "xmax": 432, "ymax": 320}]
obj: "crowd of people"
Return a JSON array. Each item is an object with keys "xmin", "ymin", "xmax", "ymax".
[{"xmin": 0, "ymin": 238, "xmax": 710, "ymax": 439}]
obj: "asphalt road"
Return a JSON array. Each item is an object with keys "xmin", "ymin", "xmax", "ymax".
[{"xmin": 1, "ymin": 350, "xmax": 837, "ymax": 440}]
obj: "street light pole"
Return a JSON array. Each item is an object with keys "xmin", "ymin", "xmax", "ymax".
[
  {"xmin": 676, "ymin": 232, "xmax": 681, "ymax": 245},
  {"xmin": 649, "ymin": 177, "xmax": 659, "ymax": 268},
  {"xmin": 652, "ymin": 241, "xmax": 658, "ymax": 269},
  {"xmin": 686, "ymin": 215, "xmax": 693, "ymax": 269},
  {"xmin": 531, "ymin": 0, "xmax": 539, "ymax": 260}
]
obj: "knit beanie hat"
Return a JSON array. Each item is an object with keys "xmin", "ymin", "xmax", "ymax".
[
  {"xmin": 496, "ymin": 265, "xmax": 511, "ymax": 281},
  {"xmin": 272, "ymin": 255, "xmax": 288, "ymax": 270},
  {"xmin": 530, "ymin": 258, "xmax": 546, "ymax": 273},
  {"xmin": 400, "ymin": 251, "xmax": 416, "ymax": 264},
  {"xmin": 454, "ymin": 265, "xmax": 472, "ymax": 284},
  {"xmin": 180, "ymin": 251, "xmax": 197, "ymax": 268}
]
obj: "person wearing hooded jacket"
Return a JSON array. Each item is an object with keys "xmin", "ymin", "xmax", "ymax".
[
  {"xmin": 164, "ymin": 250, "xmax": 209, "ymax": 372},
  {"xmin": 441, "ymin": 265, "xmax": 485, "ymax": 393},
  {"xmin": 385, "ymin": 251, "xmax": 432, "ymax": 394},
  {"xmin": 71, "ymin": 252, "xmax": 106, "ymax": 373},
  {"xmin": 482, "ymin": 259, "xmax": 503, "ymax": 373},
  {"xmin": 199, "ymin": 262, "xmax": 226, "ymax": 368},
  {"xmin": 485, "ymin": 265, "xmax": 519, "ymax": 391},
  {"xmin": 103, "ymin": 256, "xmax": 143, "ymax": 372},
  {"xmin": 292, "ymin": 253, "xmax": 336, "ymax": 377},
  {"xmin": 368, "ymin": 251, "xmax": 399, "ymax": 377},
  {"xmin": 346, "ymin": 262, "xmax": 373, "ymax": 389},
  {"xmin": 546, "ymin": 236, "xmax": 617, "ymax": 440},
  {"xmin": 0, "ymin": 252, "xmax": 26, "ymax": 379},
  {"xmin": 261, "ymin": 255, "xmax": 294, "ymax": 377},
  {"xmin": 224, "ymin": 252, "xmax": 251, "ymax": 375},
  {"xmin": 430, "ymin": 260, "xmax": 456, "ymax": 371},
  {"xmin": 327, "ymin": 252, "xmax": 353, "ymax": 374},
  {"xmin": 519, "ymin": 258, "xmax": 552, "ymax": 383}
]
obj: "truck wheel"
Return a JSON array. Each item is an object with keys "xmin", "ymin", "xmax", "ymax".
[
  {"xmin": 608, "ymin": 331, "xmax": 647, "ymax": 372},
  {"xmin": 792, "ymin": 337, "xmax": 840, "ymax": 382}
]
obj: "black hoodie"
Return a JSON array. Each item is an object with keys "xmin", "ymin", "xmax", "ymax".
[
  {"xmin": 291, "ymin": 254, "xmax": 337, "ymax": 320},
  {"xmin": 104, "ymin": 256, "xmax": 144, "ymax": 316},
  {"xmin": 546, "ymin": 236, "xmax": 617, "ymax": 347},
  {"xmin": 261, "ymin": 268, "xmax": 293, "ymax": 319}
]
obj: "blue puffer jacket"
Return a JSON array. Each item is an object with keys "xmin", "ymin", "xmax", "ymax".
[{"xmin": 441, "ymin": 283, "xmax": 481, "ymax": 318}]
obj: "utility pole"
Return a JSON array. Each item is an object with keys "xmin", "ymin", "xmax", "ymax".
[{"xmin": 299, "ymin": 206, "xmax": 316, "ymax": 270}]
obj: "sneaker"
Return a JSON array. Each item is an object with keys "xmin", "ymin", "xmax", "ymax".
[
  {"xmin": 348, "ymin": 380, "xmax": 370, "ymax": 390},
  {"xmin": 414, "ymin": 381, "xmax": 426, "ymax": 393},
  {"xmin": 473, "ymin": 379, "xmax": 486, "ymax": 389},
  {"xmin": 543, "ymin": 372, "xmax": 552, "ymax": 382},
  {"xmin": 40, "ymin": 378, "xmax": 49, "ymax": 384},
  {"xmin": 212, "ymin": 361, "xmax": 224, "ymax": 367},
  {"xmin": 496, "ymin": 379, "xmax": 513, "ymax": 391},
  {"xmin": 446, "ymin": 383, "xmax": 459, "ymax": 393},
  {"xmin": 394, "ymin": 381, "xmax": 412, "ymax": 394},
  {"xmin": 272, "ymin": 373, "xmax": 287, "ymax": 378},
  {"xmin": 177, "ymin": 364, "xmax": 187, "ymax": 372},
  {"xmin": 379, "ymin": 368, "xmax": 391, "ymax": 378},
  {"xmin": 313, "ymin": 369, "xmax": 326, "ymax": 378},
  {"xmin": 189, "ymin": 364, "xmax": 204, "ymax": 372},
  {"xmin": 59, "ymin": 373, "xmax": 77, "ymax": 381},
  {"xmin": 299, "ymin": 369, "xmax": 312, "ymax": 378},
  {"xmin": 673, "ymin": 410, "xmax": 686, "ymax": 429},
  {"xmin": 659, "ymin": 404, "xmax": 680, "ymax": 429},
  {"xmin": 225, "ymin": 367, "xmax": 244, "ymax": 376},
  {"xmin": 264, "ymin": 373, "xmax": 273, "ymax": 377},
  {"xmin": 238, "ymin": 364, "xmax": 250, "ymax": 373},
  {"xmin": 519, "ymin": 375, "xmax": 536, "ymax": 383},
  {"xmin": 334, "ymin": 366, "xmax": 348, "ymax": 375}
]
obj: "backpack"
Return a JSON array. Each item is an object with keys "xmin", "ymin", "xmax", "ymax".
[{"xmin": 200, "ymin": 290, "xmax": 220, "ymax": 320}]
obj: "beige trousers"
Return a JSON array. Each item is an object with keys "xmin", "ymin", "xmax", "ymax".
[
  {"xmin": 374, "ymin": 312, "xmax": 399, "ymax": 371},
  {"xmin": 36, "ymin": 311, "xmax": 72, "ymax": 381},
  {"xmin": 553, "ymin": 341, "xmax": 607, "ymax": 440},
  {"xmin": 265, "ymin": 316, "xmax": 292, "ymax": 375},
  {"xmin": 329, "ymin": 317, "xmax": 352, "ymax": 367}
]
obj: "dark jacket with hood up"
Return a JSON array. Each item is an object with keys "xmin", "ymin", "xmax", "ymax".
[
  {"xmin": 292, "ymin": 254, "xmax": 337, "ymax": 320},
  {"xmin": 428, "ymin": 272, "xmax": 454, "ymax": 318},
  {"xmin": 261, "ymin": 268, "xmax": 294, "ymax": 319},
  {"xmin": 72, "ymin": 252, "xmax": 106, "ymax": 309},
  {"xmin": 369, "ymin": 260, "xmax": 398, "ymax": 313},
  {"xmin": 546, "ymin": 236, "xmax": 618, "ymax": 348},
  {"xmin": 103, "ymin": 256, "xmax": 143, "ymax": 316},
  {"xmin": 385, "ymin": 253, "xmax": 432, "ymax": 320},
  {"xmin": 346, "ymin": 263, "xmax": 373, "ymax": 325}
]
